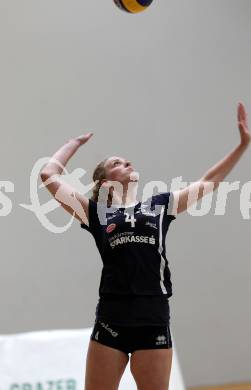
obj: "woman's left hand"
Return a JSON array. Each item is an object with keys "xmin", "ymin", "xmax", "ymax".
[{"xmin": 238, "ymin": 102, "xmax": 251, "ymax": 147}]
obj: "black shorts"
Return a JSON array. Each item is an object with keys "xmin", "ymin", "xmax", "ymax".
[{"xmin": 90, "ymin": 319, "xmax": 172, "ymax": 356}]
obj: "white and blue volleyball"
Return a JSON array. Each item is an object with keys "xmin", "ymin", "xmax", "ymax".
[{"xmin": 113, "ymin": 0, "xmax": 154, "ymax": 14}]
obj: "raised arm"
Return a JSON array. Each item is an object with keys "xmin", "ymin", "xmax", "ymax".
[
  {"xmin": 40, "ymin": 132, "xmax": 94, "ymax": 224},
  {"xmin": 172, "ymin": 102, "xmax": 251, "ymax": 214}
]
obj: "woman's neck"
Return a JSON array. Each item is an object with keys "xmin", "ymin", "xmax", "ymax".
[{"xmin": 111, "ymin": 184, "xmax": 139, "ymax": 208}]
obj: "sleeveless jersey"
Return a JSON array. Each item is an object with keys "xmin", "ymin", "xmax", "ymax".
[{"xmin": 80, "ymin": 192, "xmax": 176, "ymax": 325}]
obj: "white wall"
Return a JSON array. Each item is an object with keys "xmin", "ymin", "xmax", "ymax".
[{"xmin": 0, "ymin": 0, "xmax": 251, "ymax": 387}]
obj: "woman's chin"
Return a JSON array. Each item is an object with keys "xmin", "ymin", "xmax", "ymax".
[{"xmin": 129, "ymin": 171, "xmax": 139, "ymax": 181}]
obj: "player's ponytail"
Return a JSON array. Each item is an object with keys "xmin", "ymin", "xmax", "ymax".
[{"xmin": 91, "ymin": 158, "xmax": 113, "ymax": 207}]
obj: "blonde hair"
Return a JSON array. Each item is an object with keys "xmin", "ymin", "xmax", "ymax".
[{"xmin": 91, "ymin": 157, "xmax": 113, "ymax": 206}]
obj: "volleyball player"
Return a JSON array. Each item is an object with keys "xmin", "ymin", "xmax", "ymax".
[{"xmin": 40, "ymin": 102, "xmax": 250, "ymax": 390}]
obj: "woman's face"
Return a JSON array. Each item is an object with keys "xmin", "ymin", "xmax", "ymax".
[{"xmin": 104, "ymin": 156, "xmax": 136, "ymax": 184}]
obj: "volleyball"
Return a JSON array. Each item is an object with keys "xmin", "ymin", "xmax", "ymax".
[{"xmin": 113, "ymin": 0, "xmax": 154, "ymax": 13}]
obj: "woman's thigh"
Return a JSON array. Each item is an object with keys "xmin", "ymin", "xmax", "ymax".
[
  {"xmin": 129, "ymin": 324, "xmax": 173, "ymax": 390},
  {"xmin": 130, "ymin": 347, "xmax": 173, "ymax": 390},
  {"xmin": 84, "ymin": 338, "xmax": 129, "ymax": 390}
]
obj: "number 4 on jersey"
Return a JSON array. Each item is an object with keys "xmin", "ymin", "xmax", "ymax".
[{"xmin": 124, "ymin": 212, "xmax": 136, "ymax": 228}]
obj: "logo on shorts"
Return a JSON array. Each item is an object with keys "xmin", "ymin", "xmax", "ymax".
[
  {"xmin": 99, "ymin": 321, "xmax": 119, "ymax": 337},
  {"xmin": 155, "ymin": 335, "xmax": 167, "ymax": 345},
  {"xmin": 95, "ymin": 331, "xmax": 99, "ymax": 340},
  {"xmin": 106, "ymin": 223, "xmax": 116, "ymax": 233}
]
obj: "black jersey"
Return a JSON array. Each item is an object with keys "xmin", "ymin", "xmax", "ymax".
[
  {"xmin": 80, "ymin": 192, "xmax": 176, "ymax": 326},
  {"xmin": 80, "ymin": 192, "xmax": 176, "ymax": 297},
  {"xmin": 94, "ymin": 294, "xmax": 171, "ymax": 327}
]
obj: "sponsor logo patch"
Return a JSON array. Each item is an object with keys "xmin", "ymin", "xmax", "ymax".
[{"xmin": 106, "ymin": 223, "xmax": 116, "ymax": 233}]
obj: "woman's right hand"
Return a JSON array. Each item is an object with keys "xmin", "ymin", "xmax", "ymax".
[{"xmin": 73, "ymin": 132, "xmax": 94, "ymax": 146}]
